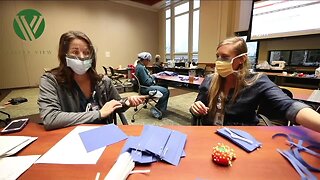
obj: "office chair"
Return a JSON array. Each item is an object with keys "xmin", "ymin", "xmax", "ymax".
[
  {"xmin": 109, "ymin": 67, "xmax": 125, "ymax": 84},
  {"xmin": 191, "ymin": 116, "xmax": 202, "ymax": 126},
  {"xmin": 102, "ymin": 66, "xmax": 124, "ymax": 85},
  {"xmin": 131, "ymin": 74, "xmax": 162, "ymax": 122},
  {"xmin": 112, "ymin": 112, "xmax": 128, "ymax": 125},
  {"xmin": 257, "ymin": 88, "xmax": 293, "ymax": 126}
]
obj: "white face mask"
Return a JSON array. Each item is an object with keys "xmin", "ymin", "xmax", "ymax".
[{"xmin": 66, "ymin": 57, "xmax": 92, "ymax": 75}]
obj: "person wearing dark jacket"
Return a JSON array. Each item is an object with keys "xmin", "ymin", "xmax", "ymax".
[
  {"xmin": 190, "ymin": 37, "xmax": 320, "ymax": 133},
  {"xmin": 38, "ymin": 31, "xmax": 145, "ymax": 130}
]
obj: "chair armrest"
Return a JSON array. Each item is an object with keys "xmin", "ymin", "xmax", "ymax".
[{"xmin": 257, "ymin": 114, "xmax": 274, "ymax": 126}]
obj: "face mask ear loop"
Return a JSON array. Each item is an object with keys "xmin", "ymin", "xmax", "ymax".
[{"xmin": 231, "ymin": 52, "xmax": 248, "ymax": 69}]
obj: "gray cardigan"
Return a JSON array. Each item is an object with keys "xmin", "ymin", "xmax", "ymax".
[{"xmin": 38, "ymin": 72, "xmax": 127, "ymax": 130}]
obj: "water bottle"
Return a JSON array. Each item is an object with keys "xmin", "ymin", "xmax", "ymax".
[
  {"xmin": 315, "ymin": 66, "xmax": 320, "ymax": 77},
  {"xmin": 185, "ymin": 61, "xmax": 189, "ymax": 68}
]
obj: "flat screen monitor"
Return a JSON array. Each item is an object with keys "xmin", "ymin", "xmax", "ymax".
[{"xmin": 249, "ymin": 0, "xmax": 320, "ymax": 40}]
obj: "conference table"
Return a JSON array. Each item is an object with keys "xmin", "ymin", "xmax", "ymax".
[
  {"xmin": 154, "ymin": 74, "xmax": 204, "ymax": 87},
  {"xmin": 147, "ymin": 66, "xmax": 204, "ymax": 76},
  {"xmin": 5, "ymin": 121, "xmax": 320, "ymax": 179},
  {"xmin": 281, "ymin": 86, "xmax": 314, "ymax": 101},
  {"xmin": 113, "ymin": 67, "xmax": 134, "ymax": 79},
  {"xmin": 153, "ymin": 74, "xmax": 319, "ymax": 106},
  {"xmin": 281, "ymin": 86, "xmax": 320, "ymax": 111}
]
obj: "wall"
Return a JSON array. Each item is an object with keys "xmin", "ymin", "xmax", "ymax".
[
  {"xmin": 0, "ymin": 1, "xmax": 158, "ymax": 89},
  {"xmin": 195, "ymin": 1, "xmax": 237, "ymax": 63},
  {"xmin": 158, "ymin": 7, "xmax": 166, "ymax": 60},
  {"xmin": 233, "ymin": 0, "xmax": 252, "ymax": 33}
]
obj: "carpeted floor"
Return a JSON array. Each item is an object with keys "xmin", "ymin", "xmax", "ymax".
[
  {"xmin": 0, "ymin": 87, "xmax": 198, "ymax": 126},
  {"xmin": 0, "ymin": 88, "xmax": 40, "ymax": 120}
]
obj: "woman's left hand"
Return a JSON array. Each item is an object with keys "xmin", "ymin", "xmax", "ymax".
[{"xmin": 126, "ymin": 96, "xmax": 146, "ymax": 107}]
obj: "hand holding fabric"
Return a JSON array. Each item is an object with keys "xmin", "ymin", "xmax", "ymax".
[{"xmin": 99, "ymin": 100, "xmax": 122, "ymax": 118}]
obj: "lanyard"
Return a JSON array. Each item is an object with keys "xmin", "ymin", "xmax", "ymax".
[{"xmin": 273, "ymin": 133, "xmax": 320, "ymax": 180}]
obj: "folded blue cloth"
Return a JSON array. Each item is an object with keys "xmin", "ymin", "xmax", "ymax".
[
  {"xmin": 216, "ymin": 127, "xmax": 262, "ymax": 152},
  {"xmin": 121, "ymin": 125, "xmax": 187, "ymax": 166},
  {"xmin": 157, "ymin": 71, "xmax": 178, "ymax": 76}
]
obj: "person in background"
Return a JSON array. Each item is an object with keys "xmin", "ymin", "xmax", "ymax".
[
  {"xmin": 153, "ymin": 54, "xmax": 164, "ymax": 73},
  {"xmin": 154, "ymin": 55, "xmax": 161, "ymax": 66},
  {"xmin": 190, "ymin": 36, "xmax": 320, "ymax": 133},
  {"xmin": 38, "ymin": 31, "xmax": 145, "ymax": 130},
  {"xmin": 135, "ymin": 52, "xmax": 170, "ymax": 119}
]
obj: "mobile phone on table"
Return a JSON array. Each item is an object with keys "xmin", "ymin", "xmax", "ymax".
[{"xmin": 1, "ymin": 118, "xmax": 29, "ymax": 134}]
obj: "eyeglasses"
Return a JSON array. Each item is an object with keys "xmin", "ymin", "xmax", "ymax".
[
  {"xmin": 66, "ymin": 53, "xmax": 93, "ymax": 61},
  {"xmin": 66, "ymin": 45, "xmax": 95, "ymax": 60},
  {"xmin": 217, "ymin": 53, "xmax": 247, "ymax": 63}
]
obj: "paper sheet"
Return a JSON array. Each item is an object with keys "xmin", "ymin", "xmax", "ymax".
[
  {"xmin": 3, "ymin": 137, "xmax": 38, "ymax": 157},
  {"xmin": 36, "ymin": 126, "xmax": 105, "ymax": 164},
  {"xmin": 0, "ymin": 155, "xmax": 41, "ymax": 180},
  {"xmin": 0, "ymin": 136, "xmax": 36, "ymax": 157}
]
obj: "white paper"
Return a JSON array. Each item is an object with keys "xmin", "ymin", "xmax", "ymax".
[
  {"xmin": 104, "ymin": 152, "xmax": 135, "ymax": 180},
  {"xmin": 35, "ymin": 126, "xmax": 105, "ymax": 164},
  {"xmin": 308, "ymin": 90, "xmax": 320, "ymax": 103},
  {"xmin": 0, "ymin": 136, "xmax": 35, "ymax": 157},
  {"xmin": 3, "ymin": 137, "xmax": 38, "ymax": 157},
  {"xmin": 0, "ymin": 155, "xmax": 41, "ymax": 180}
]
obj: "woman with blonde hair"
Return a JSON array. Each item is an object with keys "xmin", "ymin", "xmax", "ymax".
[{"xmin": 190, "ymin": 37, "xmax": 320, "ymax": 133}]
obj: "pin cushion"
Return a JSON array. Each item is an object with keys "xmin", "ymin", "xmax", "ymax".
[{"xmin": 212, "ymin": 143, "xmax": 236, "ymax": 166}]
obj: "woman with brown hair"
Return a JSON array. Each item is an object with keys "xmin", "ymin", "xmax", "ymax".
[
  {"xmin": 190, "ymin": 36, "xmax": 320, "ymax": 133},
  {"xmin": 38, "ymin": 31, "xmax": 145, "ymax": 130}
]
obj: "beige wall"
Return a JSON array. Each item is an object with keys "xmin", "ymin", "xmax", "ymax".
[
  {"xmin": 158, "ymin": 8, "xmax": 166, "ymax": 59},
  {"xmin": 197, "ymin": 0, "xmax": 236, "ymax": 63},
  {"xmin": 0, "ymin": 1, "xmax": 158, "ymax": 89}
]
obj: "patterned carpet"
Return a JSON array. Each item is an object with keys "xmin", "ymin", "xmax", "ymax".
[
  {"xmin": 0, "ymin": 87, "xmax": 198, "ymax": 126},
  {"xmin": 0, "ymin": 88, "xmax": 40, "ymax": 120}
]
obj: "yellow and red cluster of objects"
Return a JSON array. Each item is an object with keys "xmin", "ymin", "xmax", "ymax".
[{"xmin": 212, "ymin": 143, "xmax": 236, "ymax": 166}]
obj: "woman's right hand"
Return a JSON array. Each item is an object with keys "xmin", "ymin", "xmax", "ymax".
[
  {"xmin": 190, "ymin": 101, "xmax": 209, "ymax": 116},
  {"xmin": 99, "ymin": 100, "xmax": 123, "ymax": 118}
]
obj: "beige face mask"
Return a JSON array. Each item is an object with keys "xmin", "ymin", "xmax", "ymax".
[{"xmin": 215, "ymin": 53, "xmax": 247, "ymax": 77}]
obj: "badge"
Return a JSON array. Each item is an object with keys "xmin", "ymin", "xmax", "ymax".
[{"xmin": 213, "ymin": 112, "xmax": 224, "ymax": 126}]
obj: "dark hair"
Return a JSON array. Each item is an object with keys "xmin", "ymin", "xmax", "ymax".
[{"xmin": 50, "ymin": 31, "xmax": 102, "ymax": 89}]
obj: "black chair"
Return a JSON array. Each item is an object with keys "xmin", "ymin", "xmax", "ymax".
[
  {"xmin": 191, "ymin": 115, "xmax": 202, "ymax": 126},
  {"xmin": 131, "ymin": 74, "xmax": 162, "ymax": 122},
  {"xmin": 102, "ymin": 66, "xmax": 123, "ymax": 85},
  {"xmin": 112, "ymin": 112, "xmax": 128, "ymax": 125},
  {"xmin": 257, "ymin": 88, "xmax": 293, "ymax": 126}
]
